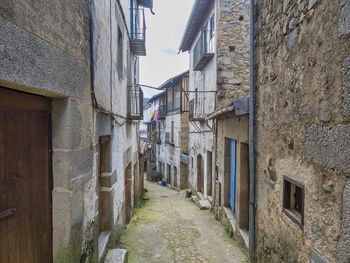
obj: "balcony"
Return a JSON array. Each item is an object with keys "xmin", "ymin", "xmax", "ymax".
[
  {"xmin": 165, "ymin": 132, "xmax": 174, "ymax": 145},
  {"xmin": 167, "ymin": 97, "xmax": 181, "ymax": 114},
  {"xmin": 130, "ymin": 8, "xmax": 146, "ymax": 56},
  {"xmin": 127, "ymin": 86, "xmax": 143, "ymax": 120},
  {"xmin": 137, "ymin": 0, "xmax": 153, "ymax": 8},
  {"xmin": 193, "ymin": 30, "xmax": 214, "ymax": 71},
  {"xmin": 189, "ymin": 98, "xmax": 206, "ymax": 121},
  {"xmin": 158, "ymin": 105, "xmax": 166, "ymax": 119},
  {"xmin": 151, "ymin": 128, "xmax": 160, "ymax": 144}
]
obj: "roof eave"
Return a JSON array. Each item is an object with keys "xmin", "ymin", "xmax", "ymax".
[{"xmin": 179, "ymin": 0, "xmax": 214, "ymax": 52}]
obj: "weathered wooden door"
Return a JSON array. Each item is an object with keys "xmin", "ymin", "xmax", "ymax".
[
  {"xmin": 0, "ymin": 87, "xmax": 52, "ymax": 262},
  {"xmin": 168, "ymin": 165, "xmax": 171, "ymax": 185},
  {"xmin": 229, "ymin": 139, "xmax": 237, "ymax": 215},
  {"xmin": 124, "ymin": 163, "xmax": 132, "ymax": 224},
  {"xmin": 197, "ymin": 155, "xmax": 204, "ymax": 193}
]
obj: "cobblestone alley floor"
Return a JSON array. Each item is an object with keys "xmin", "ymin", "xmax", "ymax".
[{"xmin": 119, "ymin": 181, "xmax": 249, "ymax": 263}]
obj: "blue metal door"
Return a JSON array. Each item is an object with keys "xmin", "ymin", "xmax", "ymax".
[{"xmin": 229, "ymin": 139, "xmax": 237, "ymax": 215}]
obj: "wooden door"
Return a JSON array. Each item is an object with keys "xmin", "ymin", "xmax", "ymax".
[
  {"xmin": 229, "ymin": 139, "xmax": 237, "ymax": 215},
  {"xmin": 124, "ymin": 163, "xmax": 132, "ymax": 224},
  {"xmin": 0, "ymin": 87, "xmax": 52, "ymax": 262},
  {"xmin": 207, "ymin": 151, "xmax": 212, "ymax": 196},
  {"xmin": 197, "ymin": 155, "xmax": 204, "ymax": 193},
  {"xmin": 174, "ymin": 166, "xmax": 177, "ymax": 187}
]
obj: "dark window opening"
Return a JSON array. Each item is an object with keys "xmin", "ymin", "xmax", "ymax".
[
  {"xmin": 283, "ymin": 176, "xmax": 304, "ymax": 228},
  {"xmin": 239, "ymin": 15, "xmax": 244, "ymax": 21},
  {"xmin": 171, "ymin": 121, "xmax": 174, "ymax": 144},
  {"xmin": 117, "ymin": 27, "xmax": 123, "ymax": 73},
  {"xmin": 209, "ymin": 15, "xmax": 215, "ymax": 38}
]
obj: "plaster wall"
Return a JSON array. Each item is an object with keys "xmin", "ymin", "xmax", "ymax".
[{"xmin": 188, "ymin": 6, "xmax": 216, "ymax": 196}]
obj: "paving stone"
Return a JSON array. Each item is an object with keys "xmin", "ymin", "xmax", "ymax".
[
  {"xmin": 118, "ymin": 181, "xmax": 249, "ymax": 262},
  {"xmin": 104, "ymin": 249, "xmax": 127, "ymax": 263}
]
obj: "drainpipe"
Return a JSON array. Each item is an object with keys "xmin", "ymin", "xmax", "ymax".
[
  {"xmin": 248, "ymin": 0, "xmax": 255, "ymax": 259},
  {"xmin": 130, "ymin": 0, "xmax": 134, "ymax": 37}
]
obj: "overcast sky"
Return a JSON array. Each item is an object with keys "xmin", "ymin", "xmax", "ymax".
[{"xmin": 139, "ymin": 0, "xmax": 195, "ymax": 98}]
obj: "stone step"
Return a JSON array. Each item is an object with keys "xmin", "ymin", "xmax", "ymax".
[
  {"xmin": 104, "ymin": 249, "xmax": 128, "ymax": 263},
  {"xmin": 191, "ymin": 195, "xmax": 200, "ymax": 207},
  {"xmin": 198, "ymin": 200, "xmax": 211, "ymax": 210}
]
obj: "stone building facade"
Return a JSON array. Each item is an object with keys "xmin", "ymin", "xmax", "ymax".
[
  {"xmin": 157, "ymin": 71, "xmax": 190, "ymax": 190},
  {"xmin": 0, "ymin": 0, "xmax": 151, "ymax": 261},
  {"xmin": 179, "ymin": 1, "xmax": 250, "ymax": 250},
  {"xmin": 254, "ymin": 0, "xmax": 350, "ymax": 262},
  {"xmin": 211, "ymin": 0, "xmax": 251, "ymax": 252},
  {"xmin": 179, "ymin": 0, "xmax": 217, "ymax": 200},
  {"xmin": 143, "ymin": 71, "xmax": 189, "ymax": 189}
]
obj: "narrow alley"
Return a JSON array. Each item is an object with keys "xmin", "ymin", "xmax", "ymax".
[
  {"xmin": 0, "ymin": 0, "xmax": 349, "ymax": 262},
  {"xmin": 119, "ymin": 181, "xmax": 249, "ymax": 263}
]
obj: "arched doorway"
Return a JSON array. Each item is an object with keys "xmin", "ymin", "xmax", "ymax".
[{"xmin": 197, "ymin": 154, "xmax": 204, "ymax": 193}]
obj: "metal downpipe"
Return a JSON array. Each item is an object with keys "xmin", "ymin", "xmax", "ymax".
[{"xmin": 248, "ymin": 0, "xmax": 255, "ymax": 259}]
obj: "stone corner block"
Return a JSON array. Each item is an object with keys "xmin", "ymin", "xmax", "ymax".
[{"xmin": 104, "ymin": 249, "xmax": 128, "ymax": 263}]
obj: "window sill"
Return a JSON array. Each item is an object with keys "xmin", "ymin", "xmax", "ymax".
[{"xmin": 282, "ymin": 208, "xmax": 303, "ymax": 229}]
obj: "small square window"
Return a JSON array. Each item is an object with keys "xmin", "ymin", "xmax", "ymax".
[{"xmin": 283, "ymin": 176, "xmax": 304, "ymax": 228}]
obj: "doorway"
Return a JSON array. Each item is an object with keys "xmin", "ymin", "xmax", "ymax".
[
  {"xmin": 98, "ymin": 136, "xmax": 112, "ymax": 233},
  {"xmin": 134, "ymin": 163, "xmax": 138, "ymax": 203},
  {"xmin": 174, "ymin": 166, "xmax": 177, "ymax": 187},
  {"xmin": 167, "ymin": 164, "xmax": 171, "ymax": 185},
  {"xmin": 207, "ymin": 151, "xmax": 212, "ymax": 196},
  {"xmin": 229, "ymin": 139, "xmax": 237, "ymax": 215},
  {"xmin": 197, "ymin": 154, "xmax": 204, "ymax": 193},
  {"xmin": 180, "ymin": 163, "xmax": 188, "ymax": 189},
  {"xmin": 238, "ymin": 143, "xmax": 250, "ymax": 230},
  {"xmin": 124, "ymin": 163, "xmax": 132, "ymax": 224},
  {"xmin": 0, "ymin": 87, "xmax": 52, "ymax": 262}
]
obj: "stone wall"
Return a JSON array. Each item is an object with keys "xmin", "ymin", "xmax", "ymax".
[
  {"xmin": 0, "ymin": 0, "xmax": 95, "ymax": 261},
  {"xmin": 0, "ymin": 0, "xmax": 142, "ymax": 261},
  {"xmin": 216, "ymin": 0, "xmax": 250, "ymax": 107},
  {"xmin": 254, "ymin": 0, "xmax": 350, "ymax": 262}
]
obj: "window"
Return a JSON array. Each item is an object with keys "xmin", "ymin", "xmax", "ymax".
[
  {"xmin": 191, "ymin": 157, "xmax": 193, "ymax": 169},
  {"xmin": 171, "ymin": 121, "xmax": 174, "ymax": 143},
  {"xmin": 117, "ymin": 27, "xmax": 123, "ymax": 73},
  {"xmin": 209, "ymin": 15, "xmax": 215, "ymax": 38},
  {"xmin": 283, "ymin": 176, "xmax": 304, "ymax": 228}
]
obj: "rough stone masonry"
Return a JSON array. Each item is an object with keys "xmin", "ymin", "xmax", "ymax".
[{"xmin": 254, "ymin": 0, "xmax": 350, "ymax": 262}]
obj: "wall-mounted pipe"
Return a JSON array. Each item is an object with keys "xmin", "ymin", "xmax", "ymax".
[
  {"xmin": 248, "ymin": 0, "xmax": 255, "ymax": 259},
  {"xmin": 130, "ymin": 0, "xmax": 134, "ymax": 37},
  {"xmin": 86, "ymin": 0, "xmax": 127, "ymax": 126}
]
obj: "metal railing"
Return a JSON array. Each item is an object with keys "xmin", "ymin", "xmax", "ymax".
[
  {"xmin": 158, "ymin": 105, "xmax": 166, "ymax": 119},
  {"xmin": 131, "ymin": 8, "xmax": 146, "ymax": 41},
  {"xmin": 127, "ymin": 86, "xmax": 143, "ymax": 120},
  {"xmin": 165, "ymin": 132, "xmax": 174, "ymax": 144},
  {"xmin": 167, "ymin": 97, "xmax": 181, "ymax": 114},
  {"xmin": 165, "ymin": 132, "xmax": 170, "ymax": 144},
  {"xmin": 193, "ymin": 30, "xmax": 214, "ymax": 71},
  {"xmin": 130, "ymin": 7, "xmax": 146, "ymax": 56},
  {"xmin": 189, "ymin": 98, "xmax": 206, "ymax": 120}
]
